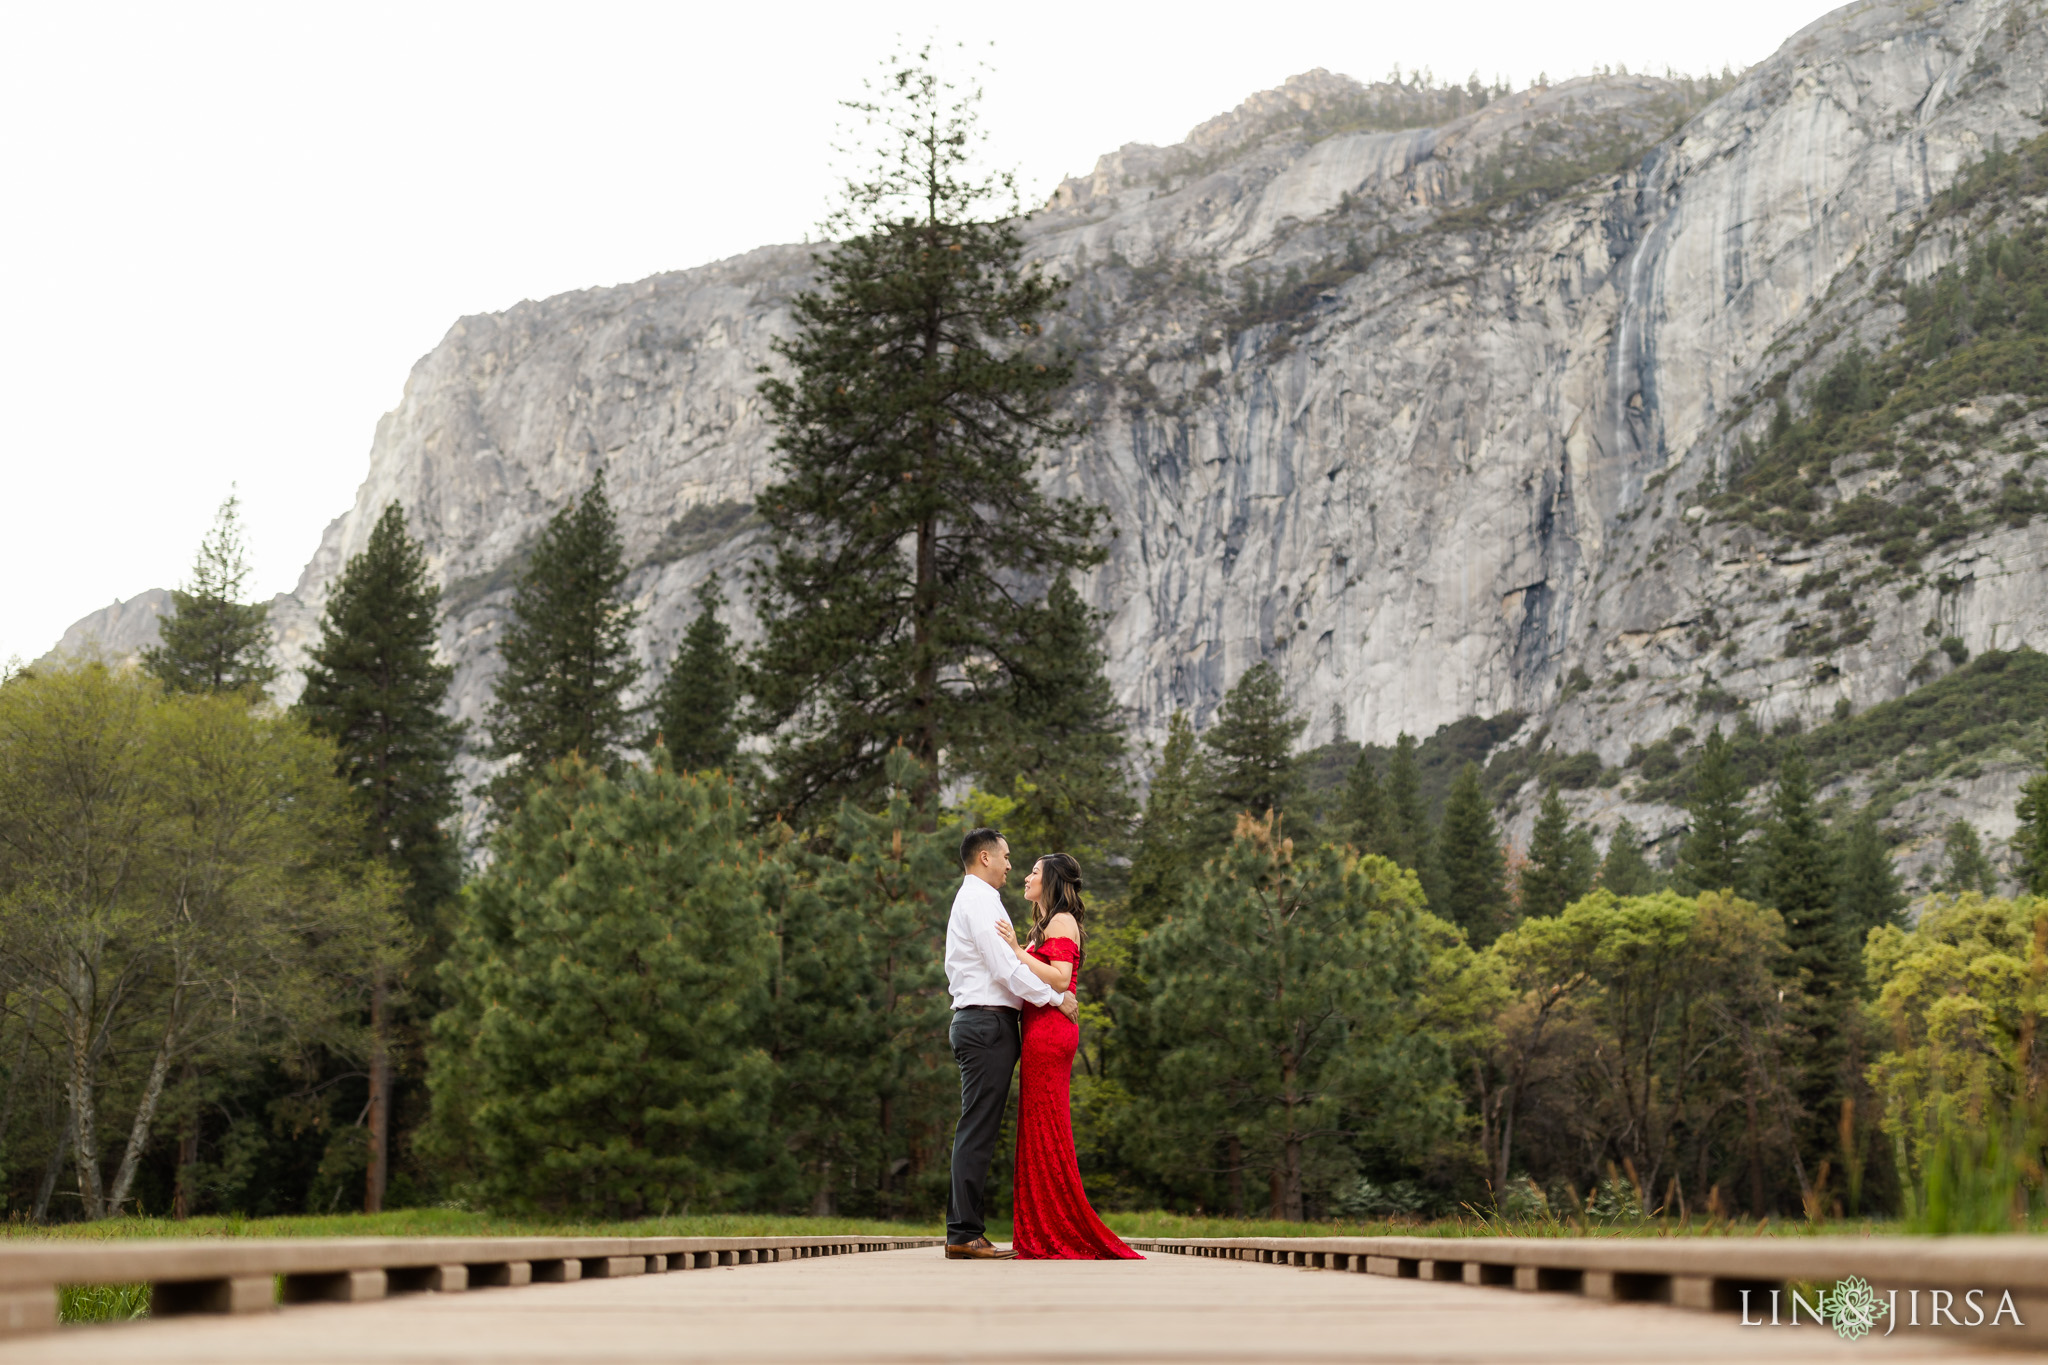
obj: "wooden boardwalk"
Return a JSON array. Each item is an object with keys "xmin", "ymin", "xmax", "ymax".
[{"xmin": 1, "ymin": 1244, "xmax": 2029, "ymax": 1364}]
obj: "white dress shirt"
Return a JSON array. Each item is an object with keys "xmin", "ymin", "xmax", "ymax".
[{"xmin": 945, "ymin": 875, "xmax": 1064, "ymax": 1010}]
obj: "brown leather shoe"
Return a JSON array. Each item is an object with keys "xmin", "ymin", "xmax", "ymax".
[{"xmin": 944, "ymin": 1237, "xmax": 1017, "ymax": 1260}]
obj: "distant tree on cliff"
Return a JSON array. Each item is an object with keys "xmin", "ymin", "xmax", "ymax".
[
  {"xmin": 1382, "ymin": 733, "xmax": 1430, "ymax": 873},
  {"xmin": 1203, "ymin": 662, "xmax": 1306, "ymax": 828},
  {"xmin": 1435, "ymin": 762, "xmax": 1509, "ymax": 945},
  {"xmin": 1519, "ymin": 785, "xmax": 1595, "ymax": 918},
  {"xmin": 1833, "ymin": 809, "xmax": 1905, "ymax": 939},
  {"xmin": 1674, "ymin": 728, "xmax": 1749, "ymax": 894},
  {"xmin": 1938, "ymin": 817, "xmax": 1997, "ymax": 895},
  {"xmin": 1598, "ymin": 817, "xmax": 1657, "ymax": 896},
  {"xmin": 1337, "ymin": 748, "xmax": 1390, "ymax": 856},
  {"xmin": 646, "ymin": 576, "xmax": 743, "ymax": 776},
  {"xmin": 296, "ymin": 501, "xmax": 461, "ymax": 1212},
  {"xmin": 141, "ymin": 494, "xmax": 276, "ymax": 697},
  {"xmin": 750, "ymin": 44, "xmax": 1105, "ymax": 816},
  {"xmin": 1127, "ymin": 711, "xmax": 1207, "ymax": 932},
  {"xmin": 484, "ymin": 474, "xmax": 641, "ymax": 806}
]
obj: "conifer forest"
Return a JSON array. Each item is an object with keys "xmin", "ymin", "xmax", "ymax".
[{"xmin": 10, "ymin": 41, "xmax": 2048, "ymax": 1236}]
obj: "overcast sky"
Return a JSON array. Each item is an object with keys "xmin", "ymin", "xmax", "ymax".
[{"xmin": 0, "ymin": 0, "xmax": 1850, "ymax": 665}]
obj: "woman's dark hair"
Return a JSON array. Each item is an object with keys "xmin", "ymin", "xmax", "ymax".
[{"xmin": 1029, "ymin": 852, "xmax": 1087, "ymax": 970}]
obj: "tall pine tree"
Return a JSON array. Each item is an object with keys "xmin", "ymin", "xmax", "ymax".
[
  {"xmin": 2015, "ymin": 745, "xmax": 2048, "ymax": 894},
  {"xmin": 1383, "ymin": 733, "xmax": 1430, "ymax": 873},
  {"xmin": 296, "ymin": 501, "xmax": 461, "ymax": 1212},
  {"xmin": 1939, "ymin": 818, "xmax": 1997, "ymax": 895},
  {"xmin": 1435, "ymin": 762, "xmax": 1509, "ymax": 945},
  {"xmin": 647, "ymin": 576, "xmax": 742, "ymax": 774},
  {"xmin": 750, "ymin": 46, "xmax": 1104, "ymax": 816},
  {"xmin": 1128, "ymin": 712, "xmax": 1207, "ymax": 931},
  {"xmin": 141, "ymin": 494, "xmax": 276, "ymax": 697},
  {"xmin": 484, "ymin": 474, "xmax": 641, "ymax": 805},
  {"xmin": 1337, "ymin": 748, "xmax": 1390, "ymax": 856},
  {"xmin": 1519, "ymin": 785, "xmax": 1595, "ymax": 918},
  {"xmin": 1202, "ymin": 661, "xmax": 1306, "ymax": 825},
  {"xmin": 1755, "ymin": 747, "xmax": 1850, "ymax": 1179},
  {"xmin": 969, "ymin": 574, "xmax": 1132, "ymax": 860},
  {"xmin": 1598, "ymin": 816, "xmax": 1657, "ymax": 896},
  {"xmin": 1834, "ymin": 809, "xmax": 1905, "ymax": 940},
  {"xmin": 1675, "ymin": 727, "xmax": 1749, "ymax": 893}
]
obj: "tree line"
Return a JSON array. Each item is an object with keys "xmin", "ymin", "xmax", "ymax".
[{"xmin": 5, "ymin": 47, "xmax": 2046, "ymax": 1225}]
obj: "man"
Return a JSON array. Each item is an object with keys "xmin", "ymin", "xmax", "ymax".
[{"xmin": 944, "ymin": 826, "xmax": 1078, "ymax": 1259}]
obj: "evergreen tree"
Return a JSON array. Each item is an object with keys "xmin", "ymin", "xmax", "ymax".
[
  {"xmin": 295, "ymin": 501, "xmax": 462, "ymax": 1212},
  {"xmin": 762, "ymin": 749, "xmax": 958, "ymax": 1218},
  {"xmin": 1435, "ymin": 762, "xmax": 1509, "ymax": 945},
  {"xmin": 647, "ymin": 576, "xmax": 742, "ymax": 773},
  {"xmin": 1140, "ymin": 816, "xmax": 1448, "ymax": 1219},
  {"xmin": 484, "ymin": 474, "xmax": 641, "ymax": 804},
  {"xmin": 298, "ymin": 503, "xmax": 462, "ymax": 915},
  {"xmin": 1128, "ymin": 712, "xmax": 1207, "ymax": 931},
  {"xmin": 1755, "ymin": 748, "xmax": 1850, "ymax": 1176},
  {"xmin": 1756, "ymin": 751, "xmax": 1839, "ymax": 951},
  {"xmin": 750, "ymin": 47, "xmax": 1104, "ymax": 816},
  {"xmin": 1202, "ymin": 662, "xmax": 1306, "ymax": 823},
  {"xmin": 1383, "ymin": 733, "xmax": 1430, "ymax": 872},
  {"xmin": 1675, "ymin": 727, "xmax": 1749, "ymax": 893},
  {"xmin": 141, "ymin": 494, "xmax": 276, "ymax": 697},
  {"xmin": 1834, "ymin": 810, "xmax": 1905, "ymax": 939},
  {"xmin": 425, "ymin": 758, "xmax": 773, "ymax": 1214},
  {"xmin": 1939, "ymin": 818, "xmax": 1997, "ymax": 895},
  {"xmin": 1519, "ymin": 785, "xmax": 1595, "ymax": 918},
  {"xmin": 1337, "ymin": 748, "xmax": 1390, "ymax": 855},
  {"xmin": 1598, "ymin": 817, "xmax": 1657, "ymax": 896},
  {"xmin": 2015, "ymin": 749, "xmax": 2048, "ymax": 894},
  {"xmin": 968, "ymin": 574, "xmax": 1133, "ymax": 859}
]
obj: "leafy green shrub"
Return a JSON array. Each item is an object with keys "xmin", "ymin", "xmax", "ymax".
[{"xmin": 1546, "ymin": 750, "xmax": 1604, "ymax": 789}]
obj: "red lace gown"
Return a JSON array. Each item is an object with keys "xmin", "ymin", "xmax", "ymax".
[{"xmin": 1011, "ymin": 937, "xmax": 1142, "ymax": 1260}]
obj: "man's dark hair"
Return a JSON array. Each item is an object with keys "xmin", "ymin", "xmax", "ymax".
[{"xmin": 960, "ymin": 827, "xmax": 1005, "ymax": 870}]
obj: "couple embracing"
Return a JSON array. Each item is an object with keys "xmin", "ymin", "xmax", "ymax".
[{"xmin": 942, "ymin": 827, "xmax": 1142, "ymax": 1261}]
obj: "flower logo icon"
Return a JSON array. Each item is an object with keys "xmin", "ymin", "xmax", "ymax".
[{"xmin": 1819, "ymin": 1276, "xmax": 1888, "ymax": 1340}]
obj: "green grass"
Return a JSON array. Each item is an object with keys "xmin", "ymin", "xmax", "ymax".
[
  {"xmin": 59, "ymin": 1283, "xmax": 150, "ymax": 1325},
  {"xmin": 1100, "ymin": 1211, "xmax": 1894, "ymax": 1241},
  {"xmin": 8, "ymin": 1208, "xmax": 939, "ymax": 1243}
]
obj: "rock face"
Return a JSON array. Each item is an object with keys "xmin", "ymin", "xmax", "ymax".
[
  {"xmin": 43, "ymin": 589, "xmax": 173, "ymax": 669},
  {"xmin": 55, "ymin": 0, "xmax": 2048, "ymax": 876}
]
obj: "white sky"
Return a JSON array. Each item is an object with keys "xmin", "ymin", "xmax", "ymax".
[{"xmin": 0, "ymin": 0, "xmax": 1848, "ymax": 665}]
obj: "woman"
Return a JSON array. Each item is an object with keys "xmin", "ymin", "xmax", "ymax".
[{"xmin": 995, "ymin": 853, "xmax": 1142, "ymax": 1260}]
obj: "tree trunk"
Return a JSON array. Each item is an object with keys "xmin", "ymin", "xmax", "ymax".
[
  {"xmin": 106, "ymin": 1026, "xmax": 175, "ymax": 1214},
  {"xmin": 173, "ymin": 1066, "xmax": 199, "ymax": 1219},
  {"xmin": 32, "ymin": 1114, "xmax": 72, "ymax": 1224},
  {"xmin": 1744, "ymin": 1080, "xmax": 1765, "ymax": 1216},
  {"xmin": 1282, "ymin": 1136, "xmax": 1305, "ymax": 1222},
  {"xmin": 64, "ymin": 990, "xmax": 104, "ymax": 1219},
  {"xmin": 1226, "ymin": 1134, "xmax": 1244, "ymax": 1217},
  {"xmin": 810, "ymin": 1160, "xmax": 834, "ymax": 1217},
  {"xmin": 365, "ymin": 972, "xmax": 390, "ymax": 1214}
]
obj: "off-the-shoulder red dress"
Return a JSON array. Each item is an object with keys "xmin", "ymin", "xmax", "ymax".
[{"xmin": 1011, "ymin": 936, "xmax": 1142, "ymax": 1260}]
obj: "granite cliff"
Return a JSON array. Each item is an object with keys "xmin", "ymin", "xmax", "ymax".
[{"xmin": 55, "ymin": 0, "xmax": 2048, "ymax": 882}]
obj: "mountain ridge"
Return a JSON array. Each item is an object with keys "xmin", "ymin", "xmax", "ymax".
[{"xmin": 49, "ymin": 0, "xmax": 2048, "ymax": 886}]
